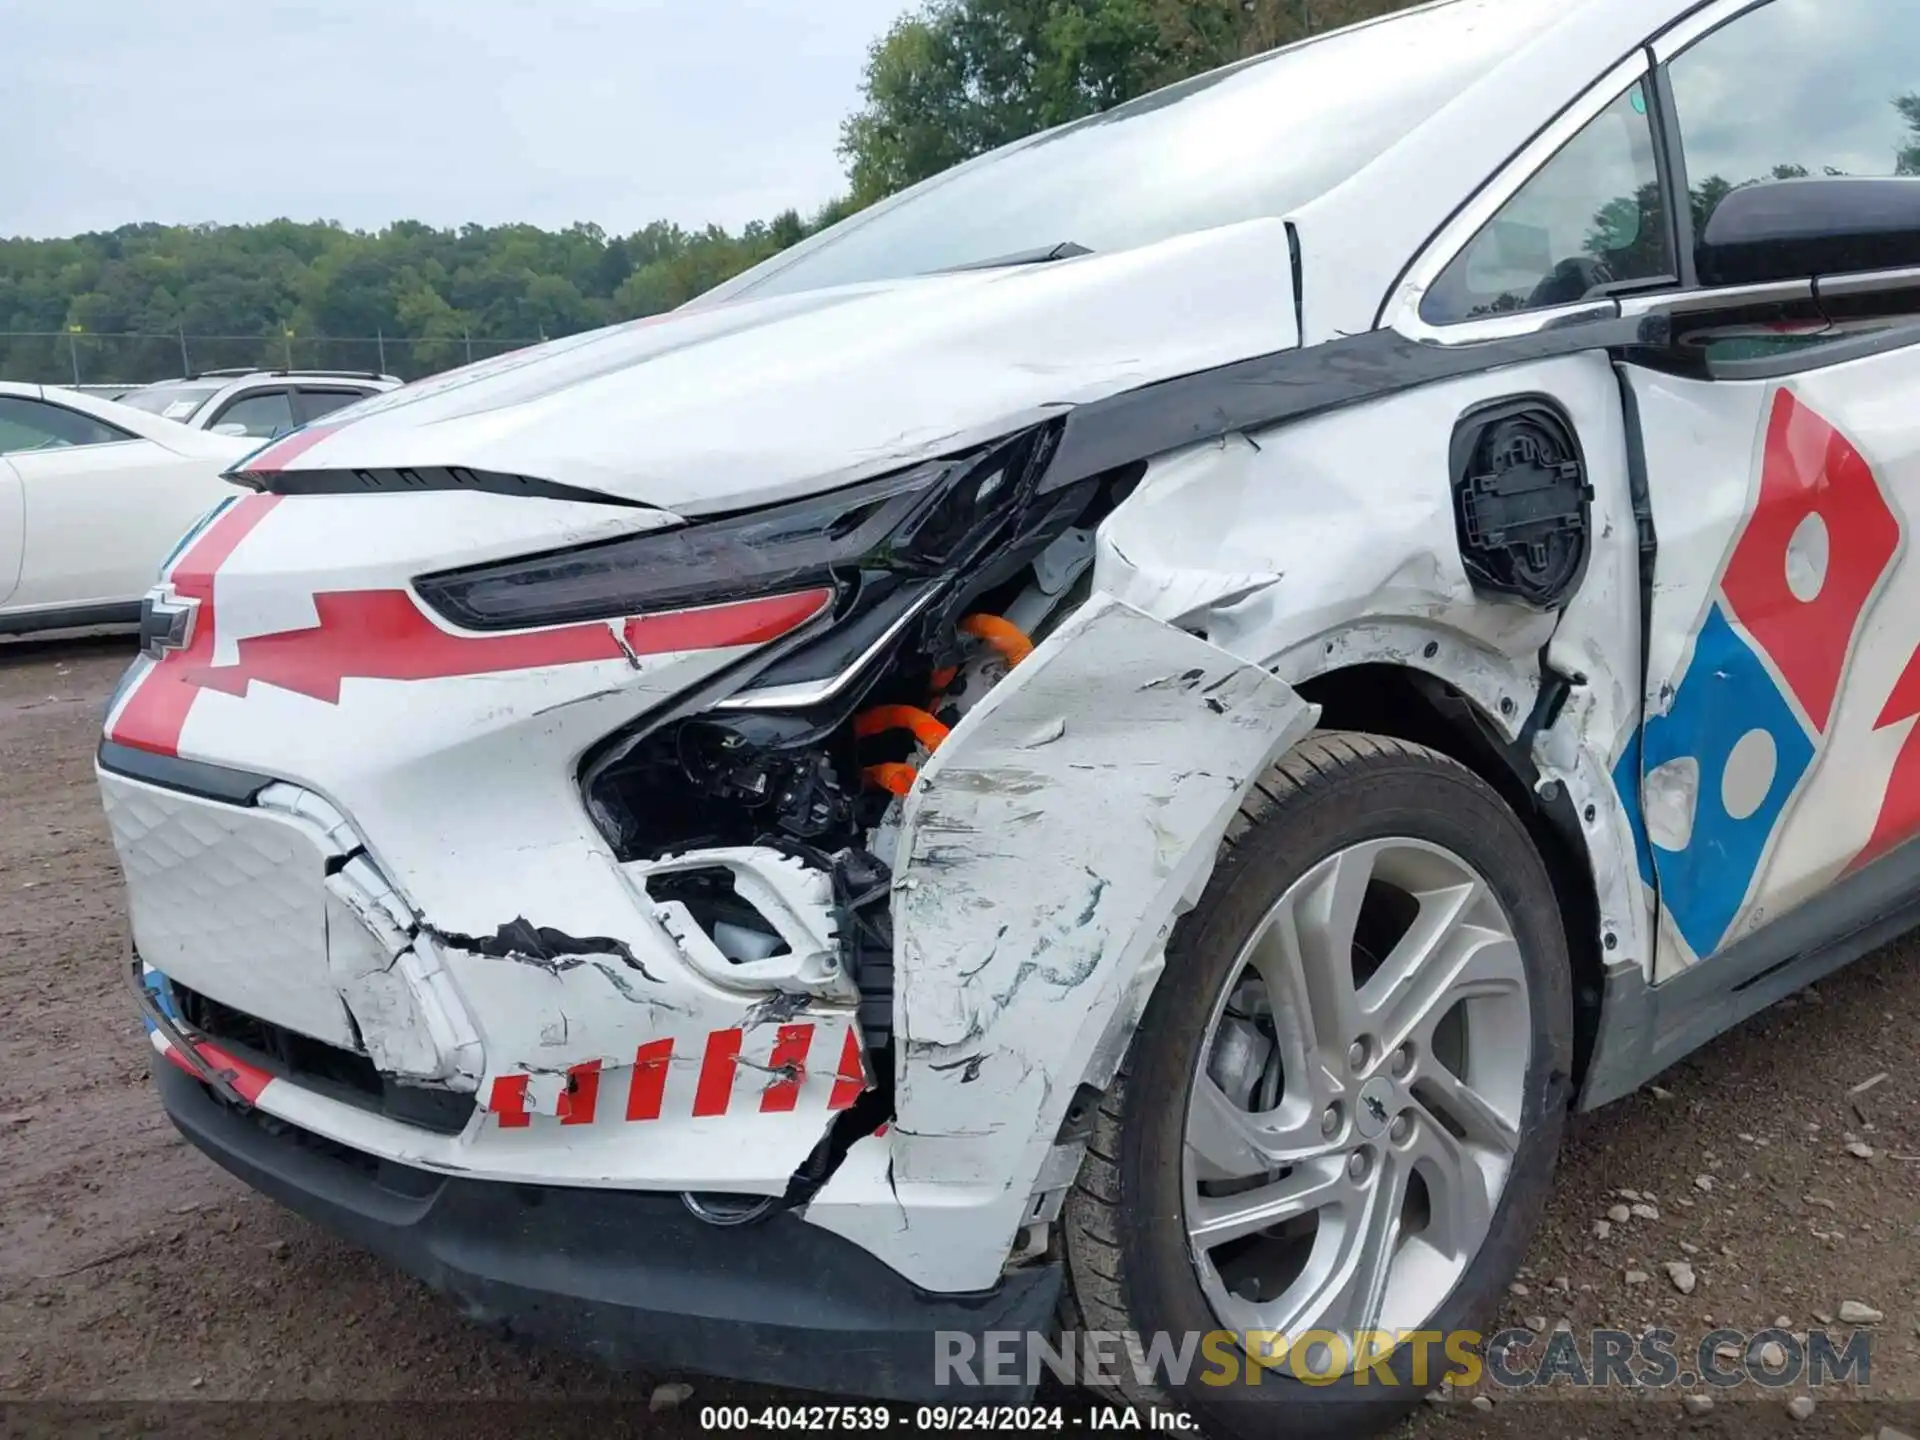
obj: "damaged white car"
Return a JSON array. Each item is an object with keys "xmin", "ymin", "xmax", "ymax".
[{"xmin": 97, "ymin": 0, "xmax": 1920, "ymax": 1433}]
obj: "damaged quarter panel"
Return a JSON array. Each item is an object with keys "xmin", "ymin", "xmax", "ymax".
[
  {"xmin": 803, "ymin": 594, "xmax": 1316, "ymax": 1293},
  {"xmin": 99, "ymin": 490, "xmax": 866, "ymax": 1192},
  {"xmin": 1096, "ymin": 353, "xmax": 1654, "ymax": 977}
]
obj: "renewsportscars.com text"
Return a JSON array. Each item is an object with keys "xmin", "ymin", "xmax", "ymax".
[{"xmin": 935, "ymin": 1327, "xmax": 1872, "ymax": 1390}]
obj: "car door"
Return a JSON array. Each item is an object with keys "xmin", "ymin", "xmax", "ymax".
[
  {"xmin": 0, "ymin": 395, "xmax": 222, "ymax": 612},
  {"xmin": 0, "ymin": 455, "xmax": 22, "ymax": 608},
  {"xmin": 1616, "ymin": 0, "xmax": 1920, "ymax": 978}
]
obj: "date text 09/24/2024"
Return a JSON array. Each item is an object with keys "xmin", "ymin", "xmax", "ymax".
[{"xmin": 695, "ymin": 1407, "xmax": 1190, "ymax": 1432}]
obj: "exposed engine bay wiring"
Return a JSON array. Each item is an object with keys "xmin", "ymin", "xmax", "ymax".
[{"xmin": 851, "ymin": 612, "xmax": 1035, "ymax": 796}]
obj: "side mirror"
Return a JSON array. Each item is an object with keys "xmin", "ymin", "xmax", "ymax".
[
  {"xmin": 1699, "ymin": 177, "xmax": 1920, "ymax": 288},
  {"xmin": 210, "ymin": 422, "xmax": 250, "ymax": 437}
]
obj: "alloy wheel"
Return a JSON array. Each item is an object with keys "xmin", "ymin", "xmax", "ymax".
[{"xmin": 1182, "ymin": 837, "xmax": 1531, "ymax": 1373}]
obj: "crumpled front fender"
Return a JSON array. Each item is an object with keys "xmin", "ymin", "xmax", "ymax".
[{"xmin": 803, "ymin": 593, "xmax": 1318, "ymax": 1293}]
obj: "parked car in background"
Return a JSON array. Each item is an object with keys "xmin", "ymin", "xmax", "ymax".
[
  {"xmin": 0, "ymin": 382, "xmax": 251, "ymax": 636},
  {"xmin": 116, "ymin": 370, "xmax": 401, "ymax": 439}
]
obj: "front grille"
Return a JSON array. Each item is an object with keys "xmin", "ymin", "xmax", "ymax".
[{"xmin": 172, "ymin": 981, "xmax": 476, "ymax": 1136}]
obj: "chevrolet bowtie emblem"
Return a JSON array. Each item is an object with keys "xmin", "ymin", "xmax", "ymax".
[{"xmin": 139, "ymin": 584, "xmax": 200, "ymax": 660}]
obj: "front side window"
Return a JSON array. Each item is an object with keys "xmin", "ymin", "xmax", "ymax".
[
  {"xmin": 1669, "ymin": 0, "xmax": 1920, "ymax": 261},
  {"xmin": 209, "ymin": 389, "xmax": 297, "ymax": 439},
  {"xmin": 1423, "ymin": 82, "xmax": 1672, "ymax": 324},
  {"xmin": 0, "ymin": 397, "xmax": 134, "ymax": 454}
]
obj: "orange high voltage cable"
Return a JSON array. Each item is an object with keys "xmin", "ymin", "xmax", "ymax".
[
  {"xmin": 852, "ymin": 704, "xmax": 951, "ymax": 751},
  {"xmin": 861, "ymin": 763, "xmax": 920, "ymax": 797},
  {"xmin": 958, "ymin": 613, "xmax": 1034, "ymax": 667}
]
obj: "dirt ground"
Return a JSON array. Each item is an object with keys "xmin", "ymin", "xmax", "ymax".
[{"xmin": 1, "ymin": 637, "xmax": 1917, "ymax": 1439}]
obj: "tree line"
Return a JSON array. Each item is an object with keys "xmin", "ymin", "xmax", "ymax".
[{"xmin": 0, "ymin": 211, "xmax": 857, "ymax": 382}]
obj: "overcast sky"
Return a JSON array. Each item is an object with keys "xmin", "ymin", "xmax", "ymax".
[{"xmin": 3, "ymin": 0, "xmax": 914, "ymax": 239}]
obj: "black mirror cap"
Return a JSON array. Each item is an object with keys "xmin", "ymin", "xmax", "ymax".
[{"xmin": 1698, "ymin": 176, "xmax": 1920, "ymax": 288}]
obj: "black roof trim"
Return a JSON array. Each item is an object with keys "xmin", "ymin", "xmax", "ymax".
[{"xmin": 1041, "ymin": 310, "xmax": 1667, "ymax": 492}]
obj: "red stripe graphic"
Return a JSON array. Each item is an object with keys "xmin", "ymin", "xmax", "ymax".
[
  {"xmin": 626, "ymin": 1038, "xmax": 674, "ymax": 1121},
  {"xmin": 693, "ymin": 1028, "xmax": 743, "ymax": 1117},
  {"xmin": 1858, "ymin": 646, "xmax": 1920, "ymax": 868},
  {"xmin": 758, "ymin": 1023, "xmax": 816, "ymax": 1113},
  {"xmin": 243, "ymin": 425, "xmax": 340, "ymax": 474},
  {"xmin": 556, "ymin": 1059, "xmax": 602, "ymax": 1126},
  {"xmin": 162, "ymin": 1037, "xmax": 273, "ymax": 1104},
  {"xmin": 180, "ymin": 586, "xmax": 830, "ymax": 705},
  {"xmin": 829, "ymin": 1027, "xmax": 867, "ymax": 1111},
  {"xmin": 189, "ymin": 590, "xmax": 626, "ymax": 703},
  {"xmin": 109, "ymin": 494, "xmax": 283, "ymax": 757},
  {"xmin": 110, "ymin": 510, "xmax": 827, "ymax": 749},
  {"xmin": 197, "ymin": 1041, "xmax": 273, "ymax": 1104},
  {"xmin": 487, "ymin": 1074, "xmax": 532, "ymax": 1128},
  {"xmin": 482, "ymin": 1025, "xmax": 867, "ymax": 1127}
]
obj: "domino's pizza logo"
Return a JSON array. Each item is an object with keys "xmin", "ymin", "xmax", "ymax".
[{"xmin": 1624, "ymin": 389, "xmax": 1901, "ymax": 959}]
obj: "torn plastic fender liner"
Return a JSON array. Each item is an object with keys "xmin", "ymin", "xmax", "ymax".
[{"xmin": 802, "ymin": 593, "xmax": 1318, "ymax": 1294}]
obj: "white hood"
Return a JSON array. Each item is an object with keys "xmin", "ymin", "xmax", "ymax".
[{"xmin": 263, "ymin": 219, "xmax": 1301, "ymax": 516}]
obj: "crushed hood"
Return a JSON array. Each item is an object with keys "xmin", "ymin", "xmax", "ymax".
[{"xmin": 260, "ymin": 219, "xmax": 1301, "ymax": 516}]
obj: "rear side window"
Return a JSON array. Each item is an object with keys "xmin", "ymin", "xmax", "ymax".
[
  {"xmin": 1422, "ymin": 82, "xmax": 1673, "ymax": 324},
  {"xmin": 297, "ymin": 388, "xmax": 369, "ymax": 422},
  {"xmin": 0, "ymin": 396, "xmax": 134, "ymax": 453}
]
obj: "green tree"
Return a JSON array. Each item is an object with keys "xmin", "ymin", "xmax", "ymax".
[{"xmin": 0, "ymin": 207, "xmax": 847, "ymax": 383}]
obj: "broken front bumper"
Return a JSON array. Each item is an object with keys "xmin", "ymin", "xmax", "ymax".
[
  {"xmin": 102, "ymin": 590, "xmax": 1316, "ymax": 1302},
  {"xmin": 97, "ymin": 750, "xmax": 871, "ymax": 1195},
  {"xmin": 152, "ymin": 1056, "xmax": 1057, "ymax": 1399}
]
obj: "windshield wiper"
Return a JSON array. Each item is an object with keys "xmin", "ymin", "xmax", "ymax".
[{"xmin": 936, "ymin": 241, "xmax": 1094, "ymax": 274}]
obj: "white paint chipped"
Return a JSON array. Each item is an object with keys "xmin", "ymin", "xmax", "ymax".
[{"xmin": 1645, "ymin": 756, "xmax": 1701, "ymax": 852}]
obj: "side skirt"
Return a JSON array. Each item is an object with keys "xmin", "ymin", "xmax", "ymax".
[{"xmin": 1579, "ymin": 836, "xmax": 1920, "ymax": 1109}]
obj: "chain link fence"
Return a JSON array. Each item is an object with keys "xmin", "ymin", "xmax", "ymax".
[{"xmin": 0, "ymin": 330, "xmax": 557, "ymax": 389}]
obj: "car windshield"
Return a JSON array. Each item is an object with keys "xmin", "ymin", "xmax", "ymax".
[
  {"xmin": 117, "ymin": 381, "xmax": 225, "ymax": 421},
  {"xmin": 719, "ymin": 0, "xmax": 1563, "ymax": 302}
]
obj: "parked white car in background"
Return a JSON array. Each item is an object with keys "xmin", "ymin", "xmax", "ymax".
[
  {"xmin": 116, "ymin": 370, "xmax": 402, "ymax": 440},
  {"xmin": 0, "ymin": 382, "xmax": 253, "ymax": 636}
]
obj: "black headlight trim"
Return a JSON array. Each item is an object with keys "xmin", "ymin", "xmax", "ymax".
[{"xmin": 412, "ymin": 441, "xmax": 1041, "ymax": 634}]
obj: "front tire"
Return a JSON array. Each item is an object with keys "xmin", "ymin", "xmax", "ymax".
[{"xmin": 1063, "ymin": 733, "xmax": 1573, "ymax": 1438}]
